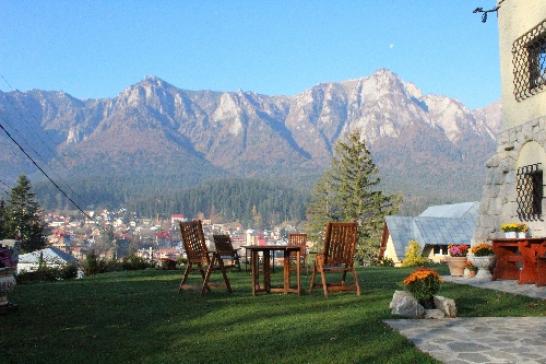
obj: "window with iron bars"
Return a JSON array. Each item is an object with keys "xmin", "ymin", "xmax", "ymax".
[
  {"xmin": 512, "ymin": 19, "xmax": 546, "ymax": 101},
  {"xmin": 516, "ymin": 163, "xmax": 543, "ymax": 221}
]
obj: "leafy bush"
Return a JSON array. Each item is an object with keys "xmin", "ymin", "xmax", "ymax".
[
  {"xmin": 122, "ymin": 255, "xmax": 152, "ymax": 270},
  {"xmin": 369, "ymin": 256, "xmax": 395, "ymax": 267},
  {"xmin": 60, "ymin": 263, "xmax": 79, "ymax": 280},
  {"xmin": 403, "ymin": 267, "xmax": 441, "ymax": 307},
  {"xmin": 401, "ymin": 241, "xmax": 430, "ymax": 267},
  {"xmin": 17, "ymin": 263, "xmax": 79, "ymax": 283}
]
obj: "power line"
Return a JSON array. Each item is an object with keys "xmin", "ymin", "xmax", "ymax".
[
  {"xmin": 0, "ymin": 120, "xmax": 93, "ymax": 220},
  {"xmin": 0, "ymin": 73, "xmax": 86, "ymax": 202}
]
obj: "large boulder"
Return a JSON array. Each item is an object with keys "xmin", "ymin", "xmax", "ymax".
[
  {"xmin": 389, "ymin": 290, "xmax": 425, "ymax": 318},
  {"xmin": 433, "ymin": 295, "xmax": 457, "ymax": 318}
]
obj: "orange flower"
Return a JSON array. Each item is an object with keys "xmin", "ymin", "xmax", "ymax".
[{"xmin": 403, "ymin": 267, "xmax": 442, "ymax": 286}]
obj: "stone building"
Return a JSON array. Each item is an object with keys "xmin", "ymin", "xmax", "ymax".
[{"xmin": 475, "ymin": 0, "xmax": 546, "ymax": 240}]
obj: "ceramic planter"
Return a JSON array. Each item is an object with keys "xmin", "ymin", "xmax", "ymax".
[
  {"xmin": 463, "ymin": 268, "xmax": 476, "ymax": 278},
  {"xmin": 0, "ymin": 268, "xmax": 16, "ymax": 307},
  {"xmin": 446, "ymin": 256, "xmax": 466, "ymax": 277},
  {"xmin": 468, "ymin": 255, "xmax": 496, "ymax": 281},
  {"xmin": 517, "ymin": 232, "xmax": 527, "ymax": 239},
  {"xmin": 504, "ymin": 231, "xmax": 517, "ymax": 239}
]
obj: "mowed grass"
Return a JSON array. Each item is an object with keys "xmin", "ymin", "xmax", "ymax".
[{"xmin": 2, "ymin": 266, "xmax": 546, "ymax": 364}]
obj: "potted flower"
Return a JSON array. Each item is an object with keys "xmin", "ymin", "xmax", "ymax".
[
  {"xmin": 501, "ymin": 223, "xmax": 528, "ymax": 239},
  {"xmin": 403, "ymin": 267, "xmax": 442, "ymax": 309},
  {"xmin": 468, "ymin": 243, "xmax": 495, "ymax": 281},
  {"xmin": 446, "ymin": 244, "xmax": 469, "ymax": 277},
  {"xmin": 463, "ymin": 261, "xmax": 477, "ymax": 278}
]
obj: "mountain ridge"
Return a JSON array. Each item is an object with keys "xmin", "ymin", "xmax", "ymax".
[{"xmin": 0, "ymin": 69, "xmax": 501, "ymax": 213}]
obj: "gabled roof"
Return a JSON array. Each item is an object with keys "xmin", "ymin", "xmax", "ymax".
[
  {"xmin": 384, "ymin": 201, "xmax": 479, "ymax": 259},
  {"xmin": 18, "ymin": 247, "xmax": 78, "ymax": 265},
  {"xmin": 419, "ymin": 201, "xmax": 479, "ymax": 219}
]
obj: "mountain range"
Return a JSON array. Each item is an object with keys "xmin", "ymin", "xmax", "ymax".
[{"xmin": 0, "ymin": 69, "xmax": 500, "ymax": 214}]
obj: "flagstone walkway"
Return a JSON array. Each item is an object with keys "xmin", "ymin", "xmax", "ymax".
[
  {"xmin": 385, "ymin": 317, "xmax": 546, "ymax": 364},
  {"xmin": 442, "ymin": 276, "xmax": 546, "ymax": 300}
]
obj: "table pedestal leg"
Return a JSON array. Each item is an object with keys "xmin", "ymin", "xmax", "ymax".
[
  {"xmin": 263, "ymin": 250, "xmax": 271, "ymax": 293},
  {"xmin": 251, "ymin": 251, "xmax": 259, "ymax": 296},
  {"xmin": 296, "ymin": 251, "xmax": 301, "ymax": 296}
]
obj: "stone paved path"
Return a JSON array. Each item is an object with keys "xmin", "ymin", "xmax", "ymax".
[
  {"xmin": 442, "ymin": 276, "xmax": 546, "ymax": 300},
  {"xmin": 385, "ymin": 317, "xmax": 546, "ymax": 364}
]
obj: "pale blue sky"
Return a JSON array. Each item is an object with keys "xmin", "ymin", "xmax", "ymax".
[{"xmin": 0, "ymin": 0, "xmax": 500, "ymax": 108}]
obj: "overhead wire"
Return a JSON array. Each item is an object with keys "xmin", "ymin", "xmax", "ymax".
[
  {"xmin": 0, "ymin": 120, "xmax": 93, "ymax": 220},
  {"xmin": 0, "ymin": 73, "xmax": 87, "ymax": 203}
]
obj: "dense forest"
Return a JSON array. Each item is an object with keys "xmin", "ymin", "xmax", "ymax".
[{"xmin": 34, "ymin": 177, "xmax": 309, "ymax": 228}]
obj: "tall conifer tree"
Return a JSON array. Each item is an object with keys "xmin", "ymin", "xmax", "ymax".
[
  {"xmin": 306, "ymin": 130, "xmax": 399, "ymax": 261},
  {"xmin": 3, "ymin": 175, "xmax": 46, "ymax": 253}
]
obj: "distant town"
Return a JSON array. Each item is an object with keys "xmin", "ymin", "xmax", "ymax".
[{"xmin": 44, "ymin": 208, "xmax": 302, "ymax": 264}]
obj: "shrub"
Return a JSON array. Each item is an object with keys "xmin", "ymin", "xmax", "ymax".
[
  {"xmin": 403, "ymin": 267, "xmax": 441, "ymax": 307},
  {"xmin": 401, "ymin": 240, "xmax": 430, "ymax": 267},
  {"xmin": 121, "ymin": 255, "xmax": 152, "ymax": 270},
  {"xmin": 60, "ymin": 263, "xmax": 79, "ymax": 280},
  {"xmin": 369, "ymin": 256, "xmax": 395, "ymax": 267},
  {"xmin": 83, "ymin": 252, "xmax": 101, "ymax": 275}
]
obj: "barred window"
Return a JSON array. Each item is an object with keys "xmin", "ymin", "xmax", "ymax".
[
  {"xmin": 516, "ymin": 163, "xmax": 543, "ymax": 221},
  {"xmin": 512, "ymin": 19, "xmax": 546, "ymax": 101}
]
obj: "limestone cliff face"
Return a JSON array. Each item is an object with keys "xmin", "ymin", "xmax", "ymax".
[{"xmin": 0, "ymin": 69, "xmax": 501, "ymax": 206}]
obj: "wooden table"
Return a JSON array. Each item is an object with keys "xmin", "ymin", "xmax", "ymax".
[
  {"xmin": 243, "ymin": 245, "xmax": 301, "ymax": 296},
  {"xmin": 492, "ymin": 238, "xmax": 546, "ymax": 284}
]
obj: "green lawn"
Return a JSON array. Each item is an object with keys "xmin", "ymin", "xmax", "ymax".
[{"xmin": 2, "ymin": 266, "xmax": 545, "ymax": 364}]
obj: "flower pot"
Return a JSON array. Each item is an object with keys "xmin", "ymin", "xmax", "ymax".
[
  {"xmin": 446, "ymin": 256, "xmax": 466, "ymax": 277},
  {"xmin": 0, "ymin": 268, "xmax": 16, "ymax": 307},
  {"xmin": 517, "ymin": 232, "xmax": 527, "ymax": 239},
  {"xmin": 468, "ymin": 255, "xmax": 496, "ymax": 281},
  {"xmin": 463, "ymin": 268, "xmax": 476, "ymax": 279},
  {"xmin": 504, "ymin": 231, "xmax": 517, "ymax": 239}
]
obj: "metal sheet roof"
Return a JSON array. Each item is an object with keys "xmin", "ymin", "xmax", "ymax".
[{"xmin": 419, "ymin": 201, "xmax": 479, "ymax": 219}]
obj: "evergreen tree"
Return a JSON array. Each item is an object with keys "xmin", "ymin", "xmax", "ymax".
[
  {"xmin": 306, "ymin": 130, "xmax": 399, "ymax": 261},
  {"xmin": 3, "ymin": 175, "xmax": 47, "ymax": 253}
]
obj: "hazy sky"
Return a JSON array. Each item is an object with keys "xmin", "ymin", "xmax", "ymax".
[{"xmin": 1, "ymin": 0, "xmax": 500, "ymax": 108}]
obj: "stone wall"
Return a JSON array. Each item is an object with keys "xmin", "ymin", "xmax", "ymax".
[{"xmin": 474, "ymin": 116, "xmax": 546, "ymax": 241}]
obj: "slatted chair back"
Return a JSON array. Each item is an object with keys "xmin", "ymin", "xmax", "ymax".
[
  {"xmin": 213, "ymin": 235, "xmax": 236, "ymax": 258},
  {"xmin": 288, "ymin": 233, "xmax": 308, "ymax": 258},
  {"xmin": 179, "ymin": 220, "xmax": 210, "ymax": 265},
  {"xmin": 322, "ymin": 222, "xmax": 358, "ymax": 267}
]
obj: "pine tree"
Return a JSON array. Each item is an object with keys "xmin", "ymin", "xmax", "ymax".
[
  {"xmin": 3, "ymin": 175, "xmax": 46, "ymax": 253},
  {"xmin": 306, "ymin": 130, "xmax": 399, "ymax": 261}
]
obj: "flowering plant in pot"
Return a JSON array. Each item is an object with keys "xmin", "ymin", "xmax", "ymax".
[
  {"xmin": 501, "ymin": 223, "xmax": 528, "ymax": 239},
  {"xmin": 403, "ymin": 267, "xmax": 442, "ymax": 309},
  {"xmin": 469, "ymin": 243, "xmax": 495, "ymax": 280},
  {"xmin": 463, "ymin": 261, "xmax": 477, "ymax": 278},
  {"xmin": 446, "ymin": 244, "xmax": 468, "ymax": 277}
]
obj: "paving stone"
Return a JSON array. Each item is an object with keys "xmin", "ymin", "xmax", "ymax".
[
  {"xmin": 457, "ymin": 352, "xmax": 490, "ymax": 363},
  {"xmin": 384, "ymin": 318, "xmax": 546, "ymax": 364},
  {"xmin": 447, "ymin": 342, "xmax": 488, "ymax": 352},
  {"xmin": 442, "ymin": 276, "xmax": 546, "ymax": 300}
]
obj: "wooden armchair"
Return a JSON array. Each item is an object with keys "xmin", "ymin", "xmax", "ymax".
[
  {"xmin": 308, "ymin": 222, "xmax": 361, "ymax": 297},
  {"xmin": 213, "ymin": 234, "xmax": 242, "ymax": 272},
  {"xmin": 178, "ymin": 221, "xmax": 232, "ymax": 296},
  {"xmin": 288, "ymin": 233, "xmax": 308, "ymax": 275}
]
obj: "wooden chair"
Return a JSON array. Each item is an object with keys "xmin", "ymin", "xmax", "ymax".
[
  {"xmin": 178, "ymin": 221, "xmax": 232, "ymax": 296},
  {"xmin": 308, "ymin": 222, "xmax": 361, "ymax": 297},
  {"xmin": 288, "ymin": 233, "xmax": 308, "ymax": 276},
  {"xmin": 213, "ymin": 234, "xmax": 242, "ymax": 272}
]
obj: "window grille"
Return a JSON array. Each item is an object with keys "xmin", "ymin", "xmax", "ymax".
[
  {"xmin": 516, "ymin": 163, "xmax": 543, "ymax": 221},
  {"xmin": 512, "ymin": 19, "xmax": 546, "ymax": 102}
]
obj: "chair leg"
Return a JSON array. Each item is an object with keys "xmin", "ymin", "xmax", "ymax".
[
  {"xmin": 199, "ymin": 265, "xmax": 210, "ymax": 294},
  {"xmin": 201, "ymin": 257, "xmax": 215, "ymax": 296},
  {"xmin": 352, "ymin": 268, "xmax": 361, "ymax": 296},
  {"xmin": 308, "ymin": 264, "xmax": 317, "ymax": 293},
  {"xmin": 320, "ymin": 269, "xmax": 329, "ymax": 298},
  {"xmin": 217, "ymin": 256, "xmax": 232, "ymax": 293},
  {"xmin": 234, "ymin": 254, "xmax": 242, "ymax": 272},
  {"xmin": 179, "ymin": 262, "xmax": 192, "ymax": 293},
  {"xmin": 341, "ymin": 271, "xmax": 347, "ymax": 286}
]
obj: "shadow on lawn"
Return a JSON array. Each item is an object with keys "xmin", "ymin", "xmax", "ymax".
[{"xmin": 2, "ymin": 269, "xmax": 439, "ymax": 364}]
